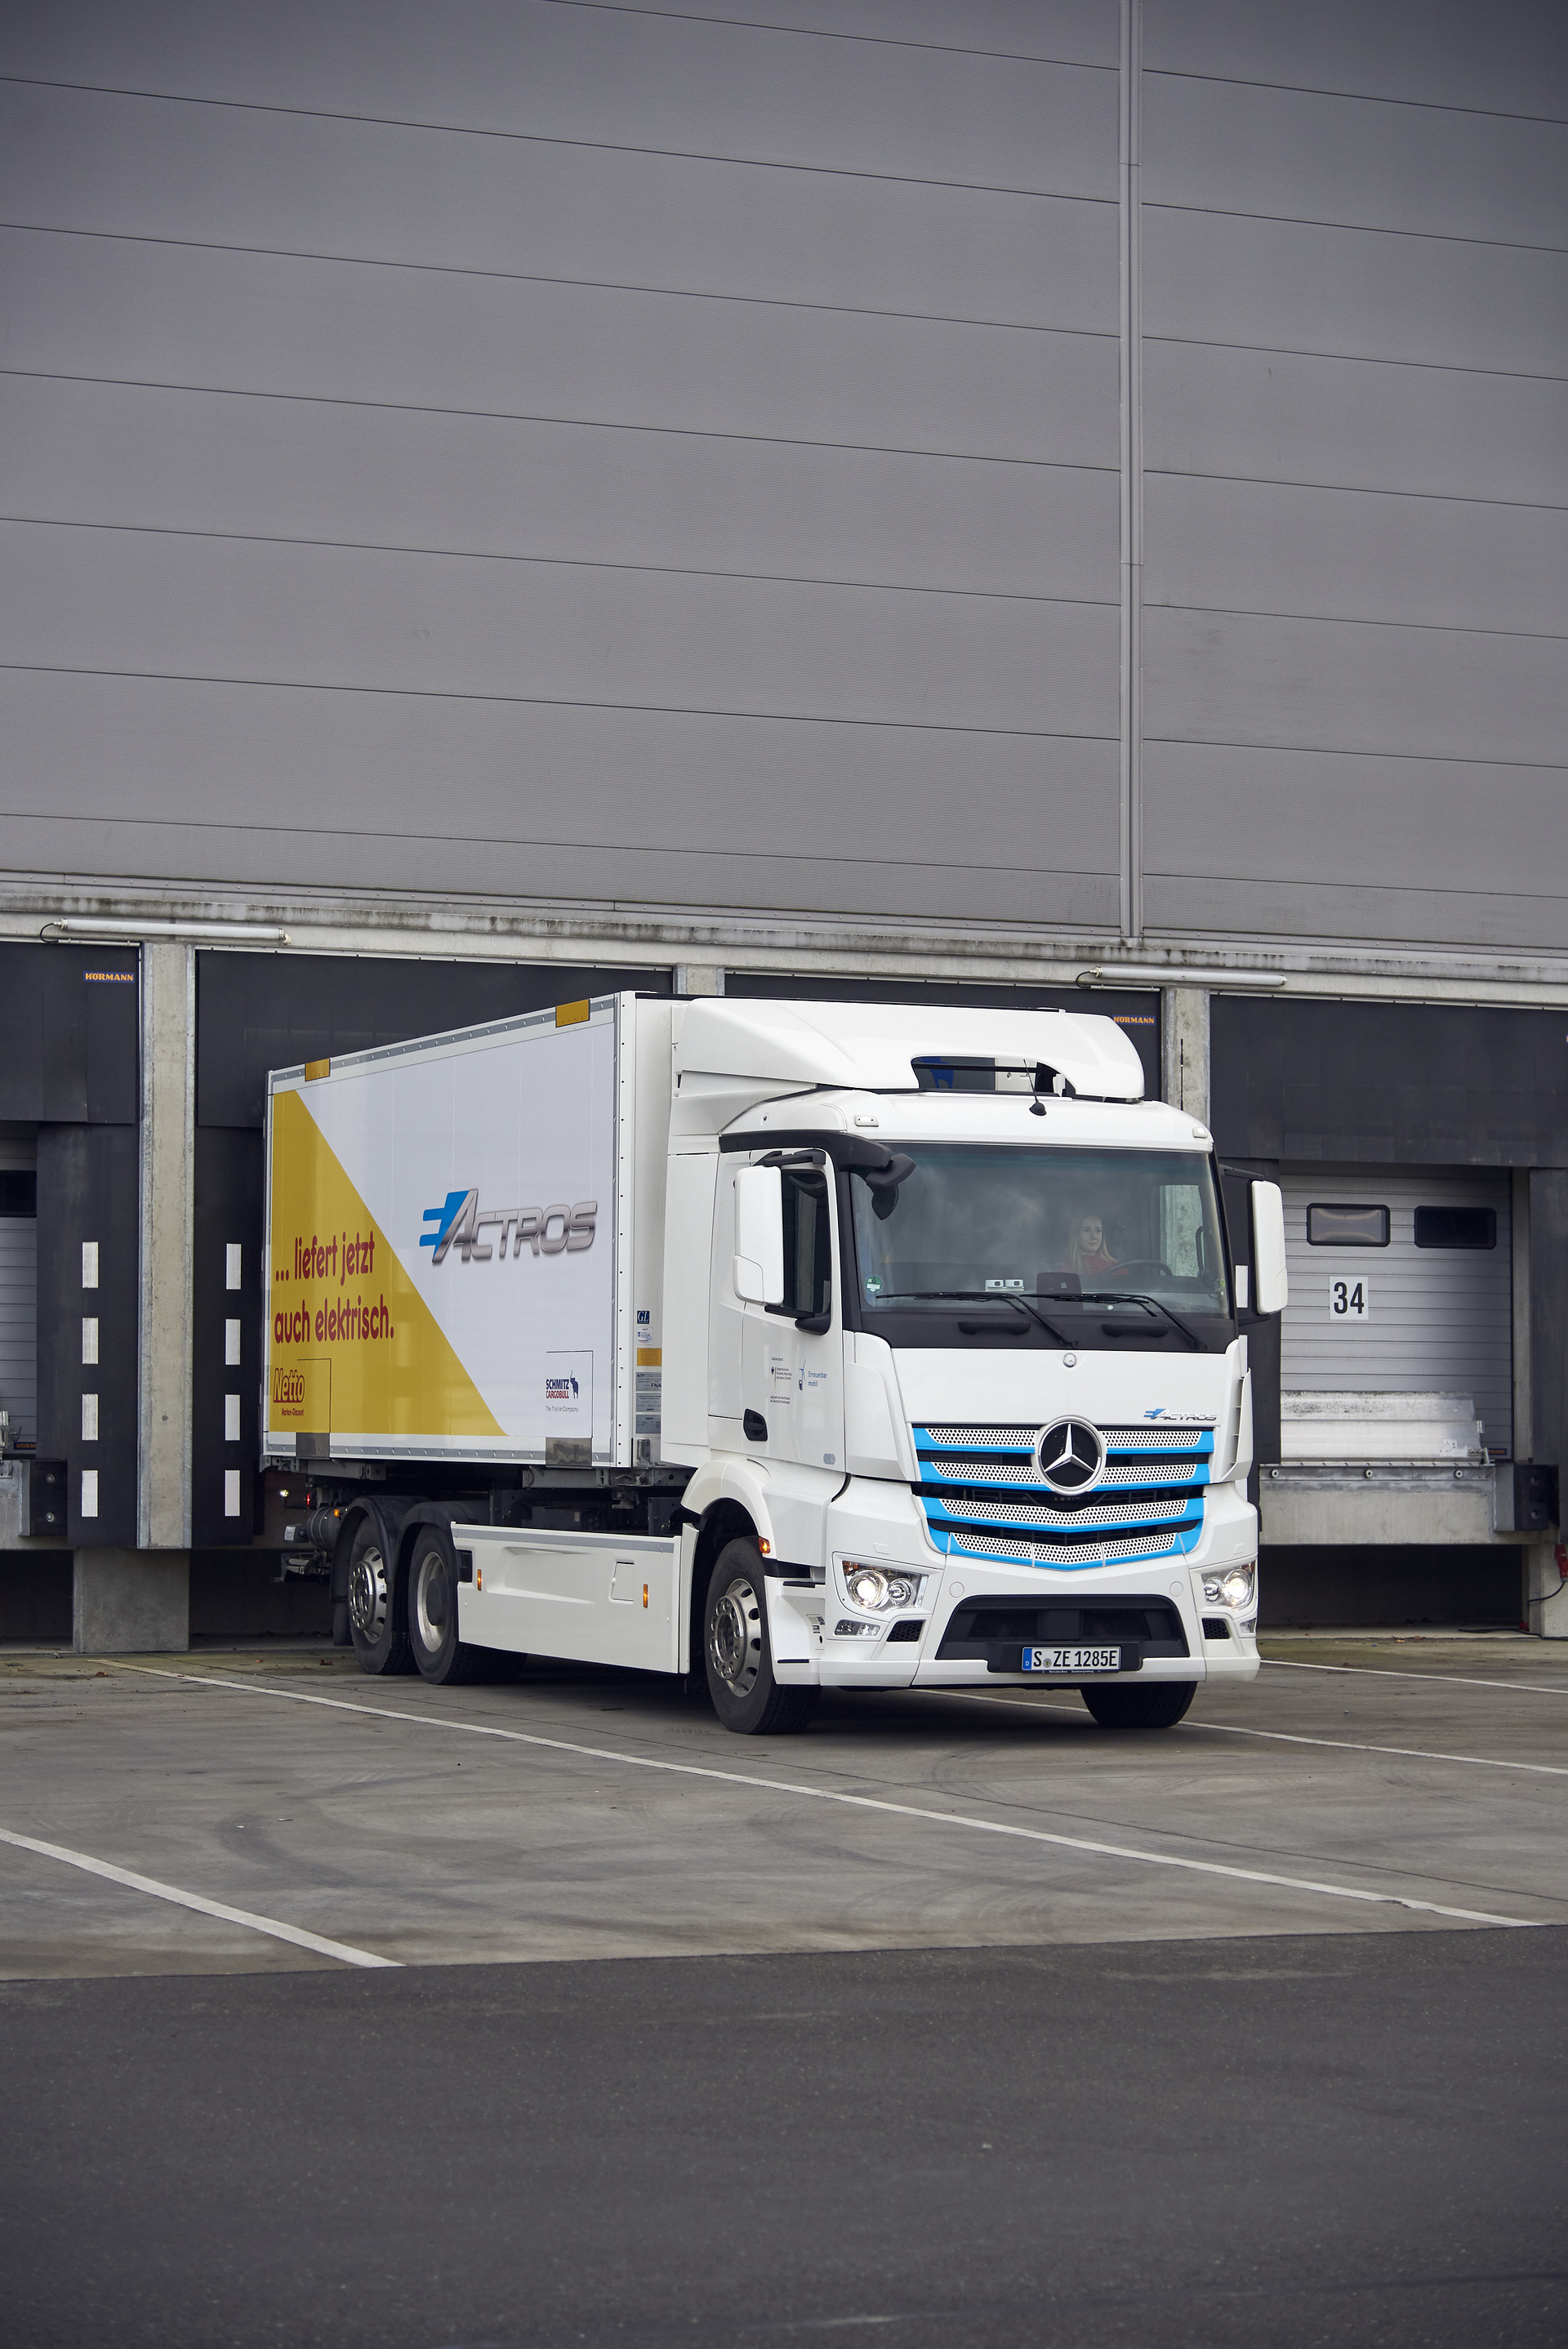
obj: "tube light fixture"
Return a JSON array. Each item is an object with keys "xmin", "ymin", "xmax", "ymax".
[
  {"xmin": 1075, "ymin": 966, "xmax": 1286, "ymax": 990},
  {"xmin": 40, "ymin": 916, "xmax": 291, "ymax": 944}
]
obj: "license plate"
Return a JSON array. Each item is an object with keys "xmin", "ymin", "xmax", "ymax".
[{"xmin": 1022, "ymin": 1645, "xmax": 1122, "ymax": 1674}]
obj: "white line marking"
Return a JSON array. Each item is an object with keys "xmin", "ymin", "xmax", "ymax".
[
  {"xmin": 109, "ymin": 1665, "xmax": 1548, "ymax": 1932},
  {"xmin": 1264, "ymin": 1658, "xmax": 1568, "ymax": 1697},
  {"xmin": 0, "ymin": 1825, "xmax": 400, "ymax": 1970},
  {"xmin": 929, "ymin": 1691, "xmax": 1568, "ymax": 1778}
]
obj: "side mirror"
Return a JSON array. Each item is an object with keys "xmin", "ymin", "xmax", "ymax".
[
  {"xmin": 733, "ymin": 1164, "xmax": 784, "ymax": 1305},
  {"xmin": 1250, "ymin": 1180, "xmax": 1288, "ymax": 1315}
]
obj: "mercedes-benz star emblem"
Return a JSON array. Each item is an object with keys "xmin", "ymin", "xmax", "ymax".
[{"xmin": 1035, "ymin": 1417, "xmax": 1106, "ymax": 1493}]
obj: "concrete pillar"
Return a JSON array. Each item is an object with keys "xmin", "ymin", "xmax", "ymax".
[
  {"xmin": 674, "ymin": 964, "xmax": 724, "ymax": 996},
  {"xmin": 74, "ymin": 1549, "xmax": 189, "ymax": 1654},
  {"xmin": 1524, "ymin": 1541, "xmax": 1568, "ymax": 1638},
  {"xmin": 1160, "ymin": 987, "xmax": 1209, "ymax": 1123},
  {"xmin": 74, "ymin": 943, "xmax": 195, "ymax": 1656},
  {"xmin": 137, "ymin": 943, "xmax": 194, "ymax": 1554}
]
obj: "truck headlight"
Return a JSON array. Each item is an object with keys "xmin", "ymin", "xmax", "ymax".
[
  {"xmin": 1200, "ymin": 1562, "xmax": 1256, "ymax": 1611},
  {"xmin": 840, "ymin": 1562, "xmax": 925, "ymax": 1612}
]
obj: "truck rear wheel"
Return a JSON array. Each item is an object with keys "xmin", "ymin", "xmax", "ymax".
[
  {"xmin": 703, "ymin": 1539, "xmax": 816, "ymax": 1736},
  {"xmin": 406, "ymin": 1527, "xmax": 492, "ymax": 1686},
  {"xmin": 346, "ymin": 1517, "xmax": 411, "ymax": 1676},
  {"xmin": 1080, "ymin": 1680, "xmax": 1196, "ymax": 1729}
]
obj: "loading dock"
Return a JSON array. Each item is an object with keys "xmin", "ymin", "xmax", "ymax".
[{"xmin": 1263, "ymin": 1166, "xmax": 1519, "ymax": 1551}]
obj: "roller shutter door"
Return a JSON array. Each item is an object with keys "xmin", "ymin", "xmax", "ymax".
[
  {"xmin": 1280, "ymin": 1166, "xmax": 1512, "ymax": 1455},
  {"xmin": 0, "ymin": 1133, "xmax": 38, "ymax": 1446}
]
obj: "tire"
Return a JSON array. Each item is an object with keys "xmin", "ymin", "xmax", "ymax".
[
  {"xmin": 1080, "ymin": 1679, "xmax": 1196, "ymax": 1730},
  {"xmin": 345, "ymin": 1514, "xmax": 412, "ymax": 1676},
  {"xmin": 330, "ymin": 1596, "xmax": 352, "ymax": 1648},
  {"xmin": 406, "ymin": 1526, "xmax": 493, "ymax": 1685},
  {"xmin": 702, "ymin": 1538, "xmax": 817, "ymax": 1736}
]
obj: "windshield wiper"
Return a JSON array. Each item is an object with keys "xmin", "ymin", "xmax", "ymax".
[
  {"xmin": 874, "ymin": 1290, "xmax": 1073, "ymax": 1345},
  {"xmin": 1077, "ymin": 1291, "xmax": 1203, "ymax": 1350}
]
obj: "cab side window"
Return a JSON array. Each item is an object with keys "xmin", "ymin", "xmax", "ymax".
[{"xmin": 781, "ymin": 1169, "xmax": 832, "ymax": 1320}]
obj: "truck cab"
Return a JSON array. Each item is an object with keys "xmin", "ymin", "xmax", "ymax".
[{"xmin": 658, "ymin": 1000, "xmax": 1286, "ymax": 1732}]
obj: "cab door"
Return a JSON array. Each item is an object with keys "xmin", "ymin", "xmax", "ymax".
[{"xmin": 742, "ymin": 1159, "xmax": 844, "ymax": 1474}]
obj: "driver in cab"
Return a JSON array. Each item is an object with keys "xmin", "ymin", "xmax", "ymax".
[{"xmin": 1062, "ymin": 1211, "xmax": 1120, "ymax": 1279}]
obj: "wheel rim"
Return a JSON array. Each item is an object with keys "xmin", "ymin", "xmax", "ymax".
[
  {"xmin": 348, "ymin": 1545, "xmax": 387, "ymax": 1637},
  {"xmin": 414, "ymin": 1549, "xmax": 450, "ymax": 1654},
  {"xmin": 709, "ymin": 1573, "xmax": 763, "ymax": 1699}
]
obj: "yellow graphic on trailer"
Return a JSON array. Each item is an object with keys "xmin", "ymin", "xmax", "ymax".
[{"xmin": 267, "ymin": 1088, "xmax": 503, "ymax": 1439}]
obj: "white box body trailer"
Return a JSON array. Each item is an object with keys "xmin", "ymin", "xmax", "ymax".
[
  {"xmin": 263, "ymin": 994, "xmax": 1285, "ymax": 1733},
  {"xmin": 265, "ymin": 996, "xmax": 654, "ymax": 1469}
]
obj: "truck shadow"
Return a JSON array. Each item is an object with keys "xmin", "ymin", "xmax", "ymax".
[{"xmin": 483, "ymin": 1659, "xmax": 1099, "ymax": 1751}]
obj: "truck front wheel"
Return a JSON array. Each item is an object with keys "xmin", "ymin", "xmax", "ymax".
[
  {"xmin": 406, "ymin": 1527, "xmax": 491, "ymax": 1686},
  {"xmin": 1080, "ymin": 1680, "xmax": 1196, "ymax": 1729},
  {"xmin": 703, "ymin": 1539, "xmax": 816, "ymax": 1736}
]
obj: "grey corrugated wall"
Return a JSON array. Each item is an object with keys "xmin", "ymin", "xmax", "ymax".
[
  {"xmin": 1138, "ymin": 0, "xmax": 1568, "ymax": 953},
  {"xmin": 0, "ymin": 0, "xmax": 1123, "ymax": 928},
  {"xmin": 0, "ymin": 2, "xmax": 1562, "ymax": 949}
]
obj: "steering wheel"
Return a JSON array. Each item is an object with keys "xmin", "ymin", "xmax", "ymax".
[{"xmin": 1108, "ymin": 1259, "xmax": 1174, "ymax": 1282}]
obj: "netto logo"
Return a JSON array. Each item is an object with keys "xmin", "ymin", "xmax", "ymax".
[
  {"xmin": 1035, "ymin": 1418, "xmax": 1106, "ymax": 1493},
  {"xmin": 420, "ymin": 1191, "xmax": 596, "ymax": 1264},
  {"xmin": 270, "ymin": 1368, "xmax": 305, "ymax": 1406}
]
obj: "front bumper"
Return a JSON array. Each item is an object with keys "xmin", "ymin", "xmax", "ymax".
[{"xmin": 769, "ymin": 1475, "xmax": 1260, "ymax": 1691}]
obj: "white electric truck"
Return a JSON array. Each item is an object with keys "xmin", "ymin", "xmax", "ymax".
[{"xmin": 262, "ymin": 994, "xmax": 1286, "ymax": 1732}]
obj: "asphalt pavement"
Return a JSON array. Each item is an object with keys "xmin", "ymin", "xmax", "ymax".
[{"xmin": 2, "ymin": 1634, "xmax": 1565, "ymax": 2345}]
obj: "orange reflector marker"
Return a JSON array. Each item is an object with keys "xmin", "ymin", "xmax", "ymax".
[
  {"xmin": 475, "ymin": 1567, "xmax": 483, "ymax": 1592},
  {"xmin": 304, "ymin": 1059, "xmax": 330, "ymax": 1081},
  {"xmin": 555, "ymin": 1000, "xmax": 590, "ymax": 1027},
  {"xmin": 758, "ymin": 1537, "xmax": 772, "ymax": 1556},
  {"xmin": 643, "ymin": 1584, "xmax": 648, "ymax": 1609}
]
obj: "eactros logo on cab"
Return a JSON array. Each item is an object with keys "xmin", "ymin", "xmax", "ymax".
[{"xmin": 1035, "ymin": 1418, "xmax": 1106, "ymax": 1493}]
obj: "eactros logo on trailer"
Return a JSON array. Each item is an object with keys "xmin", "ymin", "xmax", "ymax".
[{"xmin": 420, "ymin": 1191, "xmax": 597, "ymax": 1264}]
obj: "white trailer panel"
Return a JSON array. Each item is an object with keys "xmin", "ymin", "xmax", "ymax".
[{"xmin": 263, "ymin": 995, "xmax": 642, "ymax": 1464}]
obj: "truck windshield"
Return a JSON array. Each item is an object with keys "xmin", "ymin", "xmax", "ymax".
[{"xmin": 849, "ymin": 1145, "xmax": 1232, "ymax": 1351}]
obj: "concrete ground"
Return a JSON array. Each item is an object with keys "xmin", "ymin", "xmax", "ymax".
[{"xmin": 2, "ymin": 1634, "xmax": 1565, "ymax": 2344}]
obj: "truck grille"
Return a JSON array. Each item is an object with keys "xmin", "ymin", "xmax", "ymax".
[
  {"xmin": 924, "ymin": 1455, "xmax": 1202, "ymax": 1492},
  {"xmin": 947, "ymin": 1495, "xmax": 1196, "ymax": 1531},
  {"xmin": 911, "ymin": 1421, "xmax": 1214, "ymax": 1571},
  {"xmin": 923, "ymin": 1422, "xmax": 1207, "ymax": 1453}
]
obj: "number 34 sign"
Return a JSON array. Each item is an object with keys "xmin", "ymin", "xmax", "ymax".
[{"xmin": 1330, "ymin": 1277, "xmax": 1370, "ymax": 1319}]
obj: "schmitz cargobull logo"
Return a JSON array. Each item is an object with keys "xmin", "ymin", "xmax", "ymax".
[{"xmin": 420, "ymin": 1191, "xmax": 596, "ymax": 1264}]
